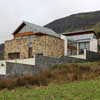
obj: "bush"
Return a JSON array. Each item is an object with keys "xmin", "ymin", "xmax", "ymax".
[
  {"xmin": 0, "ymin": 79, "xmax": 17, "ymax": 90},
  {"xmin": 50, "ymin": 62, "xmax": 100, "ymax": 82}
]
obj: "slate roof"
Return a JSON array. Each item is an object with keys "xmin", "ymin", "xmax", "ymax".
[{"xmin": 13, "ymin": 21, "xmax": 60, "ymax": 38}]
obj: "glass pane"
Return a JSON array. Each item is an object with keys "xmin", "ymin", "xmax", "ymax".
[
  {"xmin": 79, "ymin": 42, "xmax": 89, "ymax": 50},
  {"xmin": 85, "ymin": 42, "xmax": 90, "ymax": 50}
]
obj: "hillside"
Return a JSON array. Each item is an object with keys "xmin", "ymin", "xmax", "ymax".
[{"xmin": 45, "ymin": 10, "xmax": 100, "ymax": 33}]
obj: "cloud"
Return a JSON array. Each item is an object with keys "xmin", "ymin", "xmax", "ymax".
[{"xmin": 0, "ymin": 0, "xmax": 100, "ymax": 43}]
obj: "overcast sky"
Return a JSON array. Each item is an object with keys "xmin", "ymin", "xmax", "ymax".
[{"xmin": 0, "ymin": 0, "xmax": 100, "ymax": 43}]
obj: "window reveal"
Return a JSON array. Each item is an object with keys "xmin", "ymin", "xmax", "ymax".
[{"xmin": 8, "ymin": 53, "xmax": 20, "ymax": 59}]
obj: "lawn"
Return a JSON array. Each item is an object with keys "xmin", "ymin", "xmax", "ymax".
[{"xmin": 0, "ymin": 79, "xmax": 100, "ymax": 100}]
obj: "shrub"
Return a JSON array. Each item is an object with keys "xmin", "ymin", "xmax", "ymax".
[{"xmin": 0, "ymin": 79, "xmax": 17, "ymax": 90}]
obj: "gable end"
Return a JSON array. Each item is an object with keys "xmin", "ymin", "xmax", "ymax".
[{"xmin": 13, "ymin": 22, "xmax": 26, "ymax": 35}]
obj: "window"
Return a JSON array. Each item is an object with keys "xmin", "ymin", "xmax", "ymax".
[
  {"xmin": 79, "ymin": 42, "xmax": 90, "ymax": 50},
  {"xmin": 67, "ymin": 39, "xmax": 77, "ymax": 55},
  {"xmin": 28, "ymin": 47, "xmax": 33, "ymax": 58},
  {"xmin": 8, "ymin": 52, "xmax": 20, "ymax": 59}
]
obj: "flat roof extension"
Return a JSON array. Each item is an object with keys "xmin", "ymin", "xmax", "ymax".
[{"xmin": 63, "ymin": 30, "xmax": 96, "ymax": 36}]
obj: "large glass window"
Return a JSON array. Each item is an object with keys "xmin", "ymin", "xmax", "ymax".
[
  {"xmin": 67, "ymin": 40, "xmax": 77, "ymax": 55},
  {"xmin": 79, "ymin": 42, "xmax": 90, "ymax": 50}
]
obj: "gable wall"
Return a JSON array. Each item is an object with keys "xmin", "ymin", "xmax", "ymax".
[{"xmin": 5, "ymin": 34, "xmax": 64, "ymax": 60}]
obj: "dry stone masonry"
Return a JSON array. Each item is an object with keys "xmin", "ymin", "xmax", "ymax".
[{"xmin": 5, "ymin": 35, "xmax": 64, "ymax": 59}]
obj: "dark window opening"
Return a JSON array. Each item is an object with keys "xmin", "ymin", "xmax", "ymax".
[
  {"xmin": 28, "ymin": 47, "xmax": 33, "ymax": 58},
  {"xmin": 36, "ymin": 53, "xmax": 43, "ymax": 56},
  {"xmin": 8, "ymin": 52, "xmax": 20, "ymax": 59}
]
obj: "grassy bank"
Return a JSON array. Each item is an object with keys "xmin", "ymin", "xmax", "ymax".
[
  {"xmin": 0, "ymin": 61, "xmax": 100, "ymax": 90},
  {"xmin": 0, "ymin": 79, "xmax": 100, "ymax": 100},
  {"xmin": 0, "ymin": 62, "xmax": 100, "ymax": 99}
]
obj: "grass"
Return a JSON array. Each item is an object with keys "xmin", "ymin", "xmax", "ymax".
[
  {"xmin": 0, "ymin": 61, "xmax": 100, "ymax": 99},
  {"xmin": 0, "ymin": 79, "xmax": 100, "ymax": 100},
  {"xmin": 0, "ymin": 62, "xmax": 100, "ymax": 89}
]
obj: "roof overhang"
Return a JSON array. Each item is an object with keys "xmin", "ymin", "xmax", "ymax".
[
  {"xmin": 63, "ymin": 30, "xmax": 96, "ymax": 36},
  {"xmin": 12, "ymin": 21, "xmax": 60, "ymax": 38},
  {"xmin": 12, "ymin": 22, "xmax": 26, "ymax": 35}
]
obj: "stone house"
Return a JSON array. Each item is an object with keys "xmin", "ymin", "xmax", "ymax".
[
  {"xmin": 5, "ymin": 21, "xmax": 64, "ymax": 60},
  {"xmin": 0, "ymin": 21, "xmax": 100, "ymax": 75},
  {"xmin": 4, "ymin": 21, "xmax": 99, "ymax": 60}
]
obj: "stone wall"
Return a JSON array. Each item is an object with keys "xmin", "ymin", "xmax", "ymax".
[{"xmin": 5, "ymin": 34, "xmax": 64, "ymax": 60}]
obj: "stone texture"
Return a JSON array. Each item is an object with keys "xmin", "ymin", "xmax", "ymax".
[{"xmin": 5, "ymin": 34, "xmax": 64, "ymax": 60}]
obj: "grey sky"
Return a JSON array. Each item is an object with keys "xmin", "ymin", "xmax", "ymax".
[{"xmin": 0, "ymin": 0, "xmax": 100, "ymax": 43}]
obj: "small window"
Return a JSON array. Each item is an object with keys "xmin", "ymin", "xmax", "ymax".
[
  {"xmin": 28, "ymin": 47, "xmax": 33, "ymax": 58},
  {"xmin": 8, "ymin": 52, "xmax": 20, "ymax": 59},
  {"xmin": 37, "ymin": 53, "xmax": 43, "ymax": 56}
]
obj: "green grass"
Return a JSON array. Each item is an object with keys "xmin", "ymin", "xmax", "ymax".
[{"xmin": 0, "ymin": 79, "xmax": 100, "ymax": 100}]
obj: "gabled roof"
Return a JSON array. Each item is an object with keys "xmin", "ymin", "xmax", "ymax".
[
  {"xmin": 63, "ymin": 30, "xmax": 96, "ymax": 36},
  {"xmin": 13, "ymin": 21, "xmax": 60, "ymax": 38}
]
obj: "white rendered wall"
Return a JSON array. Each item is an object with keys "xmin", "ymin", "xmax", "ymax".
[
  {"xmin": 0, "ymin": 61, "xmax": 6, "ymax": 75},
  {"xmin": 0, "ymin": 58, "xmax": 35, "ymax": 75},
  {"xmin": 90, "ymin": 39, "xmax": 98, "ymax": 52},
  {"xmin": 69, "ymin": 55, "xmax": 86, "ymax": 59},
  {"xmin": 7, "ymin": 58, "xmax": 35, "ymax": 65},
  {"xmin": 61, "ymin": 35, "xmax": 68, "ymax": 56}
]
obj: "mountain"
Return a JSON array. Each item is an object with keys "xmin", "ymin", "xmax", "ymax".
[
  {"xmin": 0, "ymin": 43, "xmax": 4, "ymax": 60},
  {"xmin": 44, "ymin": 11, "xmax": 100, "ymax": 34}
]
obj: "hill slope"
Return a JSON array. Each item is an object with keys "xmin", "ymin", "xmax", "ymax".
[{"xmin": 45, "ymin": 11, "xmax": 100, "ymax": 33}]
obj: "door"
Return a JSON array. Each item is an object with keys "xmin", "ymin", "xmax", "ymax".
[{"xmin": 28, "ymin": 47, "xmax": 33, "ymax": 58}]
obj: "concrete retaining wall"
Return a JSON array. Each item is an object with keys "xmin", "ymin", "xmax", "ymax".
[
  {"xmin": 86, "ymin": 51, "xmax": 100, "ymax": 61},
  {"xmin": 35, "ymin": 55, "xmax": 86, "ymax": 68},
  {"xmin": 1, "ymin": 51, "xmax": 100, "ymax": 76},
  {"xmin": 7, "ymin": 58, "xmax": 35, "ymax": 65},
  {"xmin": 0, "ymin": 55, "xmax": 86, "ymax": 76},
  {"xmin": 6, "ymin": 62, "xmax": 40, "ymax": 76}
]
